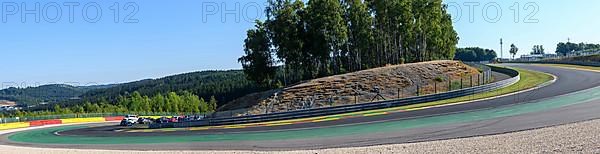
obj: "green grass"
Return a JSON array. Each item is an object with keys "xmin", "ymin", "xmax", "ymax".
[
  {"xmin": 398, "ymin": 67, "xmax": 554, "ymax": 110},
  {"xmin": 538, "ymin": 64, "xmax": 600, "ymax": 71}
]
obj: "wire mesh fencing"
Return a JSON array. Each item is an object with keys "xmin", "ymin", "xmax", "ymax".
[{"xmin": 237, "ymin": 68, "xmax": 493, "ymax": 117}]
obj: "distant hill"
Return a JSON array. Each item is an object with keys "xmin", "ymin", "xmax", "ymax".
[
  {"xmin": 0, "ymin": 84, "xmax": 106, "ymax": 105},
  {"xmin": 76, "ymin": 70, "xmax": 265, "ymax": 107},
  {"xmin": 3, "ymin": 70, "xmax": 266, "ymax": 110}
]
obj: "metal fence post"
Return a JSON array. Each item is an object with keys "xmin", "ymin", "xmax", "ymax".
[
  {"xmin": 486, "ymin": 71, "xmax": 490, "ymax": 83},
  {"xmin": 483, "ymin": 72, "xmax": 490, "ymax": 83},
  {"xmin": 470, "ymin": 75, "xmax": 473, "ymax": 87},
  {"xmin": 482, "ymin": 71, "xmax": 486, "ymax": 84},
  {"xmin": 416, "ymin": 84, "xmax": 420, "ymax": 96},
  {"xmin": 478, "ymin": 73, "xmax": 481, "ymax": 86},
  {"xmin": 434, "ymin": 81, "xmax": 437, "ymax": 93},
  {"xmin": 460, "ymin": 78, "xmax": 463, "ymax": 89},
  {"xmin": 354, "ymin": 92, "xmax": 358, "ymax": 104},
  {"xmin": 448, "ymin": 77, "xmax": 452, "ymax": 91}
]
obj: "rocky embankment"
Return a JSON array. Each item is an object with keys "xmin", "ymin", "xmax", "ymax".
[{"xmin": 224, "ymin": 60, "xmax": 481, "ymax": 115}]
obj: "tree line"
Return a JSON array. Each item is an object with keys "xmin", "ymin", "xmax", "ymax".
[
  {"xmin": 531, "ymin": 45, "xmax": 545, "ymax": 55},
  {"xmin": 112, "ymin": 91, "xmax": 217, "ymax": 113},
  {"xmin": 556, "ymin": 42, "xmax": 600, "ymax": 56},
  {"xmin": 0, "ymin": 84, "xmax": 89, "ymax": 106},
  {"xmin": 2, "ymin": 91, "xmax": 218, "ymax": 118},
  {"xmin": 239, "ymin": 0, "xmax": 459, "ymax": 87},
  {"xmin": 1, "ymin": 69, "xmax": 262, "ymax": 112},
  {"xmin": 453, "ymin": 47, "xmax": 497, "ymax": 62},
  {"xmin": 78, "ymin": 70, "xmax": 262, "ymax": 109}
]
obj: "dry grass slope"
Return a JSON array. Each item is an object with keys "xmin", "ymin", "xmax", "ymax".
[{"xmin": 234, "ymin": 60, "xmax": 480, "ymax": 115}]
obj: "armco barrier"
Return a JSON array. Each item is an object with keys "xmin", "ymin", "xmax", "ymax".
[
  {"xmin": 504, "ymin": 61, "xmax": 600, "ymax": 67},
  {"xmin": 150, "ymin": 65, "xmax": 520, "ymax": 129},
  {"xmin": 60, "ymin": 117, "xmax": 111, "ymax": 124},
  {"xmin": 0, "ymin": 116, "xmax": 124, "ymax": 131}
]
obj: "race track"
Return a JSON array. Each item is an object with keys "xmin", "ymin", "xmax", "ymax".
[{"xmin": 2, "ymin": 64, "xmax": 600, "ymax": 151}]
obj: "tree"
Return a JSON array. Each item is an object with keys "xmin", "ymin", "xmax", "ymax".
[
  {"xmin": 199, "ymin": 98, "xmax": 208, "ymax": 113},
  {"xmin": 509, "ymin": 44, "xmax": 519, "ymax": 59},
  {"xmin": 130, "ymin": 91, "xmax": 143, "ymax": 112},
  {"xmin": 53, "ymin": 104, "xmax": 63, "ymax": 114},
  {"xmin": 439, "ymin": 4, "xmax": 459, "ymax": 59},
  {"xmin": 72, "ymin": 105, "xmax": 85, "ymax": 114},
  {"xmin": 343, "ymin": 0, "xmax": 374, "ymax": 71},
  {"xmin": 556, "ymin": 42, "xmax": 568, "ymax": 56},
  {"xmin": 266, "ymin": 0, "xmax": 307, "ymax": 82},
  {"xmin": 238, "ymin": 0, "xmax": 459, "ymax": 93},
  {"xmin": 531, "ymin": 45, "xmax": 545, "ymax": 55},
  {"xmin": 151, "ymin": 93, "xmax": 165, "ymax": 112},
  {"xmin": 180, "ymin": 91, "xmax": 200, "ymax": 113},
  {"xmin": 454, "ymin": 47, "xmax": 497, "ymax": 62},
  {"xmin": 556, "ymin": 42, "xmax": 600, "ymax": 56},
  {"xmin": 305, "ymin": 0, "xmax": 348, "ymax": 76},
  {"xmin": 83, "ymin": 101, "xmax": 101, "ymax": 113},
  {"xmin": 208, "ymin": 96, "xmax": 218, "ymax": 112},
  {"xmin": 411, "ymin": 0, "xmax": 444, "ymax": 62},
  {"xmin": 454, "ymin": 49, "xmax": 477, "ymax": 61},
  {"xmin": 167, "ymin": 92, "xmax": 181, "ymax": 113},
  {"xmin": 142, "ymin": 96, "xmax": 151, "ymax": 113},
  {"xmin": 239, "ymin": 21, "xmax": 277, "ymax": 87}
]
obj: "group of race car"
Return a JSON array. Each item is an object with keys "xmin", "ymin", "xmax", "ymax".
[{"xmin": 119, "ymin": 115, "xmax": 205, "ymax": 126}]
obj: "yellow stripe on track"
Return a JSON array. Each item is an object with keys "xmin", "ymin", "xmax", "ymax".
[
  {"xmin": 159, "ymin": 129, "xmax": 176, "ymax": 132},
  {"xmin": 312, "ymin": 117, "xmax": 340, "ymax": 123},
  {"xmin": 363, "ymin": 112, "xmax": 388, "ymax": 117},
  {"xmin": 223, "ymin": 125, "xmax": 247, "ymax": 129},
  {"xmin": 264, "ymin": 122, "xmax": 293, "ymax": 126},
  {"xmin": 188, "ymin": 127, "xmax": 210, "ymax": 131}
]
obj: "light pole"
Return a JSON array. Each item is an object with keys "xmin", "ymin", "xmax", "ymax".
[{"xmin": 500, "ymin": 38, "xmax": 503, "ymax": 60}]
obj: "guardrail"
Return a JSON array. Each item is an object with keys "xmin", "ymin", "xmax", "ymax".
[
  {"xmin": 0, "ymin": 116, "xmax": 124, "ymax": 130},
  {"xmin": 504, "ymin": 61, "xmax": 600, "ymax": 67},
  {"xmin": 0, "ymin": 112, "xmax": 206, "ymax": 124},
  {"xmin": 149, "ymin": 65, "xmax": 520, "ymax": 129}
]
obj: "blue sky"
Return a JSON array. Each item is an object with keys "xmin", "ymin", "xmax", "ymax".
[{"xmin": 1, "ymin": 0, "xmax": 599, "ymax": 88}]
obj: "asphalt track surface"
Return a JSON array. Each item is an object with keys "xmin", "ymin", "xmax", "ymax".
[{"xmin": 2, "ymin": 64, "xmax": 600, "ymax": 151}]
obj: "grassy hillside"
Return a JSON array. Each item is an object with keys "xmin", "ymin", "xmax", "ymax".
[
  {"xmin": 77, "ymin": 70, "xmax": 264, "ymax": 107},
  {"xmin": 0, "ymin": 84, "xmax": 93, "ymax": 105},
  {"xmin": 2, "ymin": 69, "xmax": 265, "ymax": 110}
]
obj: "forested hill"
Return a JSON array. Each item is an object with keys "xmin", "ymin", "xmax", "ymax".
[
  {"xmin": 0, "ymin": 84, "xmax": 94, "ymax": 105},
  {"xmin": 78, "ymin": 70, "xmax": 264, "ymax": 107},
  {"xmin": 2, "ymin": 70, "xmax": 264, "ymax": 109}
]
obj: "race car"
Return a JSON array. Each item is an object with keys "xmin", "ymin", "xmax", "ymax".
[{"xmin": 119, "ymin": 115, "xmax": 139, "ymax": 126}]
